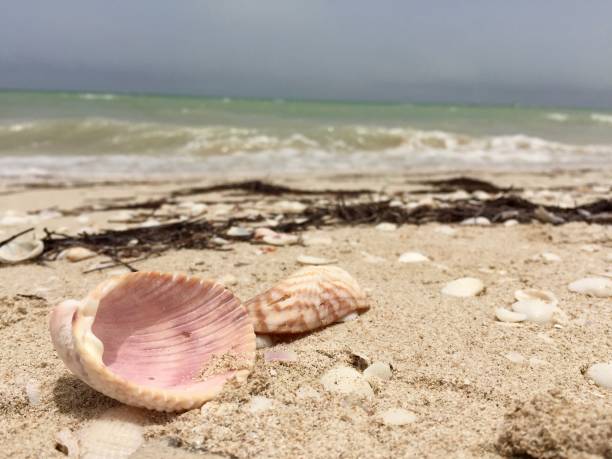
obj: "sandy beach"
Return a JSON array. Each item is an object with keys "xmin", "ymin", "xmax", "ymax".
[{"xmin": 0, "ymin": 170, "xmax": 610, "ymax": 458}]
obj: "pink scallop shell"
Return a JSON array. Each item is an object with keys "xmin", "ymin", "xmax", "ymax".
[{"xmin": 49, "ymin": 272, "xmax": 255, "ymax": 412}]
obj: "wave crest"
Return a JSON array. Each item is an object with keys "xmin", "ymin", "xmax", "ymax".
[{"xmin": 0, "ymin": 118, "xmax": 611, "ymax": 178}]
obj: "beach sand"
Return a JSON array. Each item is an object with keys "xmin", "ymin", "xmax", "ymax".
[{"xmin": 0, "ymin": 170, "xmax": 610, "ymax": 458}]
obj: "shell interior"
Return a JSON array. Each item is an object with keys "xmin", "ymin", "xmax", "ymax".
[
  {"xmin": 50, "ymin": 272, "xmax": 256, "ymax": 411},
  {"xmin": 0, "ymin": 237, "xmax": 44, "ymax": 263}
]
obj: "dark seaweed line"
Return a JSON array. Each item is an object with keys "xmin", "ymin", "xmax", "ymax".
[{"xmin": 37, "ymin": 195, "xmax": 611, "ymax": 268}]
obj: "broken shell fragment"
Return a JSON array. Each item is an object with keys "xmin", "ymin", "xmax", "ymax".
[
  {"xmin": 49, "ymin": 272, "xmax": 256, "ymax": 411},
  {"xmin": 0, "ymin": 234, "xmax": 43, "ymax": 263},
  {"xmin": 244, "ymin": 266, "xmax": 369, "ymax": 333}
]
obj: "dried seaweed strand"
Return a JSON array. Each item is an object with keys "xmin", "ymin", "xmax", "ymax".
[{"xmin": 0, "ymin": 227, "xmax": 35, "ymax": 249}]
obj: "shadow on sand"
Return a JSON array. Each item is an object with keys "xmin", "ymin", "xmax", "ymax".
[
  {"xmin": 52, "ymin": 374, "xmax": 178, "ymax": 426},
  {"xmin": 52, "ymin": 374, "xmax": 118, "ymax": 420}
]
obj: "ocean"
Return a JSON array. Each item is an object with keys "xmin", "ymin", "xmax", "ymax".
[{"xmin": 1, "ymin": 90, "xmax": 611, "ymax": 180}]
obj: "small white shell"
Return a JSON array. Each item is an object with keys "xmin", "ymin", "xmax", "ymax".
[
  {"xmin": 512, "ymin": 300, "xmax": 555, "ymax": 324},
  {"xmin": 296, "ymin": 255, "xmax": 336, "ymax": 265},
  {"xmin": 568, "ymin": 277, "xmax": 612, "ymax": 298},
  {"xmin": 398, "ymin": 252, "xmax": 429, "ymax": 263},
  {"xmin": 495, "ymin": 308, "xmax": 527, "ymax": 323},
  {"xmin": 0, "ymin": 236, "xmax": 43, "ymax": 263},
  {"xmin": 227, "ymin": 226, "xmax": 253, "ymax": 237},
  {"xmin": 363, "ymin": 362, "xmax": 392, "ymax": 382},
  {"xmin": 375, "ymin": 222, "xmax": 397, "ymax": 232},
  {"xmin": 276, "ymin": 200, "xmax": 307, "ymax": 213},
  {"xmin": 540, "ymin": 252, "xmax": 562, "ymax": 263},
  {"xmin": 258, "ymin": 228, "xmax": 299, "ymax": 246},
  {"xmin": 379, "ymin": 408, "xmax": 417, "ymax": 426},
  {"xmin": 61, "ymin": 247, "xmax": 97, "ymax": 263},
  {"xmin": 461, "ymin": 217, "xmax": 490, "ymax": 226},
  {"xmin": 514, "ymin": 289, "xmax": 558, "ymax": 306},
  {"xmin": 441, "ymin": 277, "xmax": 484, "ymax": 297},
  {"xmin": 586, "ymin": 363, "xmax": 612, "ymax": 389},
  {"xmin": 320, "ymin": 366, "xmax": 373, "ymax": 398},
  {"xmin": 263, "ymin": 234, "xmax": 295, "ymax": 246}
]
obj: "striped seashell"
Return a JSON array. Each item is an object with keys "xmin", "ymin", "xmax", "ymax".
[
  {"xmin": 244, "ymin": 266, "xmax": 369, "ymax": 333},
  {"xmin": 49, "ymin": 272, "xmax": 255, "ymax": 412}
]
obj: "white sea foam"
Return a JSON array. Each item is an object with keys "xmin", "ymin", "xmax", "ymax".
[
  {"xmin": 0, "ymin": 117, "xmax": 611, "ymax": 180},
  {"xmin": 78, "ymin": 93, "xmax": 117, "ymax": 101},
  {"xmin": 545, "ymin": 112, "xmax": 569, "ymax": 122},
  {"xmin": 591, "ymin": 113, "xmax": 612, "ymax": 125}
]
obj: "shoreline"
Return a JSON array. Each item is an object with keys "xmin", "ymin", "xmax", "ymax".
[{"xmin": 2, "ymin": 163, "xmax": 612, "ymax": 188}]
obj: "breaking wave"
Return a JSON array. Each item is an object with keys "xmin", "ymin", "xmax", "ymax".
[{"xmin": 0, "ymin": 118, "xmax": 611, "ymax": 179}]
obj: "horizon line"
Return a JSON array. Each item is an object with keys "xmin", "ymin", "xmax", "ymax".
[{"xmin": 1, "ymin": 87, "xmax": 610, "ymax": 113}]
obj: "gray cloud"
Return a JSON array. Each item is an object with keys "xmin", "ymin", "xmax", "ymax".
[{"xmin": 1, "ymin": 0, "xmax": 612, "ymax": 107}]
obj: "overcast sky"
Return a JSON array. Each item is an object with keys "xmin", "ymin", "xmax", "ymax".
[{"xmin": 1, "ymin": 0, "xmax": 612, "ymax": 107}]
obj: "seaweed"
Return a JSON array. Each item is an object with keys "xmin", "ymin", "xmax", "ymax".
[
  {"xmin": 1, "ymin": 179, "xmax": 608, "ymax": 270},
  {"xmin": 413, "ymin": 176, "xmax": 513, "ymax": 193}
]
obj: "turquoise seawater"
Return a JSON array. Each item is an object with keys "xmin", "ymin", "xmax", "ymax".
[{"xmin": 0, "ymin": 90, "xmax": 611, "ymax": 178}]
